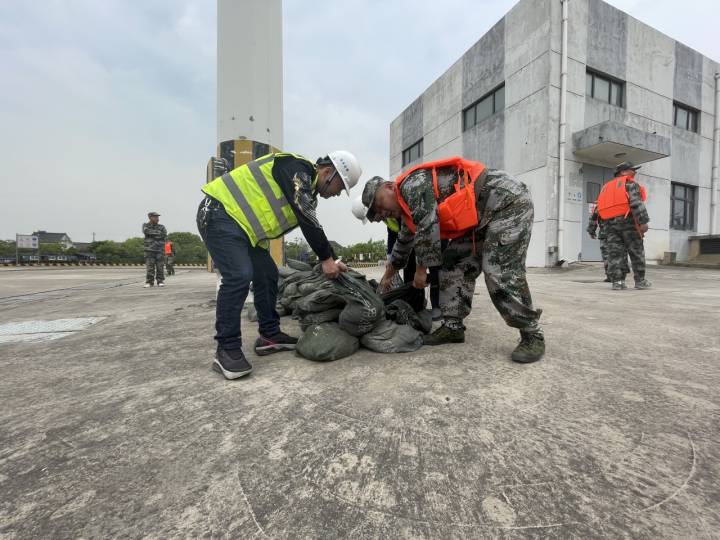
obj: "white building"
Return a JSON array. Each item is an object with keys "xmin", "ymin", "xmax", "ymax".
[{"xmin": 389, "ymin": 0, "xmax": 720, "ymax": 266}]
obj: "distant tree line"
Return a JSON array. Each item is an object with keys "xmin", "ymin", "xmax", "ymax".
[
  {"xmin": 0, "ymin": 233, "xmax": 208, "ymax": 264},
  {"xmin": 2, "ymin": 234, "xmax": 386, "ymax": 265},
  {"xmin": 285, "ymin": 238, "xmax": 386, "ymax": 264}
]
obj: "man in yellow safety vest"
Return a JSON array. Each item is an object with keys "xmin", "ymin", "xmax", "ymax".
[{"xmin": 198, "ymin": 150, "xmax": 362, "ymax": 379}]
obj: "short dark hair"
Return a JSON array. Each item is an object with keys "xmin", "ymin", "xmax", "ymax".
[{"xmin": 316, "ymin": 156, "xmax": 333, "ymax": 167}]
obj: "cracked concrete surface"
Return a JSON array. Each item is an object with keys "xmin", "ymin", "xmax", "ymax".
[{"xmin": 0, "ymin": 265, "xmax": 719, "ymax": 538}]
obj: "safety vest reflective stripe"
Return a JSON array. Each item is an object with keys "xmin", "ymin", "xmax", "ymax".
[
  {"xmin": 246, "ymin": 155, "xmax": 292, "ymax": 232},
  {"xmin": 220, "ymin": 173, "xmax": 266, "ymax": 239},
  {"xmin": 385, "ymin": 218, "xmax": 400, "ymax": 233}
]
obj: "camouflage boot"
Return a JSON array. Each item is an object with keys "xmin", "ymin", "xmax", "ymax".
[
  {"xmin": 423, "ymin": 323, "xmax": 465, "ymax": 345},
  {"xmin": 511, "ymin": 331, "xmax": 545, "ymax": 363},
  {"xmin": 611, "ymin": 280, "xmax": 627, "ymax": 290},
  {"xmin": 634, "ymin": 279, "xmax": 652, "ymax": 289}
]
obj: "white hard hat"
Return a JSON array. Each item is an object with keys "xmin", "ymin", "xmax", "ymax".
[
  {"xmin": 328, "ymin": 150, "xmax": 362, "ymax": 195},
  {"xmin": 351, "ymin": 196, "xmax": 369, "ymax": 224}
]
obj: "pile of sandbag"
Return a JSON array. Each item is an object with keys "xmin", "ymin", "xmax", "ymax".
[{"xmin": 252, "ymin": 261, "xmax": 431, "ymax": 361}]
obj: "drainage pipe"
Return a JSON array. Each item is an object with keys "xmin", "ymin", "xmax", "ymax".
[
  {"xmin": 711, "ymin": 72, "xmax": 720, "ymax": 234},
  {"xmin": 556, "ymin": 0, "xmax": 569, "ymax": 262}
]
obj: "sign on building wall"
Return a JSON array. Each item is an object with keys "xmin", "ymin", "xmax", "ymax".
[
  {"xmin": 566, "ymin": 189, "xmax": 583, "ymax": 203},
  {"xmin": 16, "ymin": 235, "xmax": 39, "ymax": 249}
]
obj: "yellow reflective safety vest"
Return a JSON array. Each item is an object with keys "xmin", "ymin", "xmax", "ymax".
[
  {"xmin": 385, "ymin": 218, "xmax": 400, "ymax": 233},
  {"xmin": 202, "ymin": 152, "xmax": 316, "ymax": 247}
]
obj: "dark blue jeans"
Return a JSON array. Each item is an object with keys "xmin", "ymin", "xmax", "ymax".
[{"xmin": 197, "ymin": 198, "xmax": 280, "ymax": 350}]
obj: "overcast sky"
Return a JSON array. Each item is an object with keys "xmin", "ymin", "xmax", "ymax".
[{"xmin": 1, "ymin": 0, "xmax": 718, "ymax": 245}]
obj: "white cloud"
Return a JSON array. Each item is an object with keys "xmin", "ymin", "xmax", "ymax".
[{"xmin": 1, "ymin": 0, "xmax": 718, "ymax": 247}]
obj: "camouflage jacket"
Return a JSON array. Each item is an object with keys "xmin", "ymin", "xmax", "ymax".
[
  {"xmin": 390, "ymin": 167, "xmax": 527, "ymax": 269},
  {"xmin": 625, "ymin": 180, "xmax": 650, "ymax": 225},
  {"xmin": 143, "ymin": 222, "xmax": 167, "ymax": 252}
]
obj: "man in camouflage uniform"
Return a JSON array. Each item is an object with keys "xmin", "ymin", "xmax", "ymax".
[
  {"xmin": 599, "ymin": 162, "xmax": 651, "ymax": 290},
  {"xmin": 143, "ymin": 212, "xmax": 167, "ymax": 288},
  {"xmin": 363, "ymin": 164, "xmax": 544, "ymax": 363},
  {"xmin": 587, "ymin": 204, "xmax": 628, "ymax": 282}
]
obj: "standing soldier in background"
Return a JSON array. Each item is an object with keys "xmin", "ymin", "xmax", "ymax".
[
  {"xmin": 587, "ymin": 203, "xmax": 628, "ymax": 282},
  {"xmin": 143, "ymin": 212, "xmax": 167, "ymax": 288},
  {"xmin": 164, "ymin": 240, "xmax": 176, "ymax": 276},
  {"xmin": 596, "ymin": 162, "xmax": 651, "ymax": 290}
]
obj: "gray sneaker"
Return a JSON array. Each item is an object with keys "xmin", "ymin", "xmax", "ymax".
[
  {"xmin": 430, "ymin": 307, "xmax": 442, "ymax": 321},
  {"xmin": 634, "ymin": 279, "xmax": 652, "ymax": 289},
  {"xmin": 611, "ymin": 281, "xmax": 627, "ymax": 290}
]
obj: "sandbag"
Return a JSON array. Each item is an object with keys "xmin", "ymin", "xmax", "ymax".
[
  {"xmin": 381, "ymin": 282, "xmax": 426, "ymax": 313},
  {"xmin": 287, "ymin": 259, "xmax": 313, "ymax": 271},
  {"xmin": 278, "ymin": 266, "xmax": 299, "ymax": 279},
  {"xmin": 296, "ymin": 323, "xmax": 359, "ymax": 361},
  {"xmin": 360, "ymin": 320, "xmax": 423, "ymax": 353},
  {"xmin": 386, "ymin": 299, "xmax": 433, "ymax": 334},
  {"xmin": 295, "ymin": 289, "xmax": 346, "ymax": 314},
  {"xmin": 334, "ymin": 272, "xmax": 385, "ymax": 337},
  {"xmin": 299, "ymin": 308, "xmax": 343, "ymax": 331}
]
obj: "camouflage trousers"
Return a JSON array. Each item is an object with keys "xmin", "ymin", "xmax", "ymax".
[
  {"xmin": 165, "ymin": 255, "xmax": 175, "ymax": 275},
  {"xmin": 604, "ymin": 217, "xmax": 646, "ymax": 282},
  {"xmin": 598, "ymin": 227, "xmax": 629, "ymax": 279},
  {"xmin": 440, "ymin": 190, "xmax": 542, "ymax": 334},
  {"xmin": 145, "ymin": 252, "xmax": 165, "ymax": 284}
]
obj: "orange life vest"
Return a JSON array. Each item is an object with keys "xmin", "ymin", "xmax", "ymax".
[
  {"xmin": 395, "ymin": 157, "xmax": 486, "ymax": 239},
  {"xmin": 596, "ymin": 175, "xmax": 647, "ymax": 220},
  {"xmin": 164, "ymin": 242, "xmax": 173, "ymax": 255}
]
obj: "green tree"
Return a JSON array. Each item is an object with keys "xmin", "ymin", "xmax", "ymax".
[
  {"xmin": 0, "ymin": 240, "xmax": 16, "ymax": 257},
  {"xmin": 285, "ymin": 238, "xmax": 310, "ymax": 262},
  {"xmin": 347, "ymin": 239, "xmax": 385, "ymax": 262},
  {"xmin": 90, "ymin": 240, "xmax": 124, "ymax": 263},
  {"xmin": 167, "ymin": 232, "xmax": 207, "ymax": 264},
  {"xmin": 38, "ymin": 243, "xmax": 65, "ymax": 256},
  {"xmin": 121, "ymin": 237, "xmax": 145, "ymax": 263}
]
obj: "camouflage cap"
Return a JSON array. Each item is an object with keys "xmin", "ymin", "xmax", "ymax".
[
  {"xmin": 361, "ymin": 176, "xmax": 387, "ymax": 220},
  {"xmin": 148, "ymin": 211, "xmax": 161, "ymax": 217},
  {"xmin": 614, "ymin": 161, "xmax": 641, "ymax": 175}
]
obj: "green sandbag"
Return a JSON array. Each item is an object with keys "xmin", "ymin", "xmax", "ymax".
[
  {"xmin": 296, "ymin": 323, "xmax": 359, "ymax": 362},
  {"xmin": 360, "ymin": 319, "xmax": 423, "ymax": 353},
  {"xmin": 287, "ymin": 259, "xmax": 313, "ymax": 271},
  {"xmin": 299, "ymin": 308, "xmax": 343, "ymax": 331}
]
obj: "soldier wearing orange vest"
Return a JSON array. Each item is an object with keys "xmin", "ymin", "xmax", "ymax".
[
  {"xmin": 361, "ymin": 157, "xmax": 544, "ymax": 364},
  {"xmin": 164, "ymin": 240, "xmax": 175, "ymax": 276},
  {"xmin": 596, "ymin": 162, "xmax": 651, "ymax": 290}
]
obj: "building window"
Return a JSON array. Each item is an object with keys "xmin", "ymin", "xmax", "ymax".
[
  {"xmin": 670, "ymin": 182, "xmax": 696, "ymax": 231},
  {"xmin": 463, "ymin": 84, "xmax": 505, "ymax": 131},
  {"xmin": 673, "ymin": 102, "xmax": 699, "ymax": 133},
  {"xmin": 586, "ymin": 70, "xmax": 624, "ymax": 107},
  {"xmin": 402, "ymin": 139, "xmax": 423, "ymax": 167}
]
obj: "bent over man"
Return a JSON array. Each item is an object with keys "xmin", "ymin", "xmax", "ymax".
[
  {"xmin": 362, "ymin": 157, "xmax": 544, "ymax": 363},
  {"xmin": 198, "ymin": 150, "xmax": 361, "ymax": 379}
]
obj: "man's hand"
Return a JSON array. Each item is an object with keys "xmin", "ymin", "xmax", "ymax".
[
  {"xmin": 639, "ymin": 223, "xmax": 649, "ymax": 234},
  {"xmin": 321, "ymin": 258, "xmax": 346, "ymax": 279},
  {"xmin": 413, "ymin": 265, "xmax": 428, "ymax": 289},
  {"xmin": 378, "ymin": 263, "xmax": 397, "ymax": 293}
]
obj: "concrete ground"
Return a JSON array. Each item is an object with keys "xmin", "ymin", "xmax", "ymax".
[{"xmin": 0, "ymin": 264, "xmax": 719, "ymax": 538}]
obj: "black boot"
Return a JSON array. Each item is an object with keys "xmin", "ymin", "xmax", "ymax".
[
  {"xmin": 423, "ymin": 323, "xmax": 465, "ymax": 345},
  {"xmin": 511, "ymin": 332, "xmax": 545, "ymax": 363}
]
